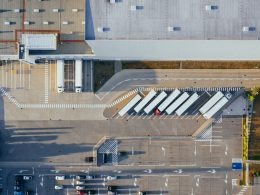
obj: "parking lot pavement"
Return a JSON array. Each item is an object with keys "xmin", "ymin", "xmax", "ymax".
[
  {"xmin": 117, "ymin": 139, "xmax": 196, "ymax": 166},
  {"xmin": 83, "ymin": 60, "xmax": 93, "ymax": 92}
]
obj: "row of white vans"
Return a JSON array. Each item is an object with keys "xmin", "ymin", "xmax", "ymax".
[
  {"xmin": 118, "ymin": 89, "xmax": 231, "ymax": 119},
  {"xmin": 56, "ymin": 59, "xmax": 82, "ymax": 93}
]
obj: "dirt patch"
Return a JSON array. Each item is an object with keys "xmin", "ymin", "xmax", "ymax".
[
  {"xmin": 182, "ymin": 61, "xmax": 260, "ymax": 69},
  {"xmin": 93, "ymin": 61, "xmax": 115, "ymax": 92},
  {"xmin": 122, "ymin": 61, "xmax": 260, "ymax": 69},
  {"xmin": 122, "ymin": 61, "xmax": 180, "ymax": 69},
  {"xmin": 249, "ymin": 94, "xmax": 260, "ymax": 160}
]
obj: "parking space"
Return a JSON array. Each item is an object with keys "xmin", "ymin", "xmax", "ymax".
[
  {"xmin": 0, "ymin": 60, "xmax": 33, "ymax": 91},
  {"xmin": 64, "ymin": 60, "xmax": 75, "ymax": 92},
  {"xmin": 0, "ymin": 60, "xmax": 96, "ymax": 106},
  {"xmin": 117, "ymin": 139, "xmax": 196, "ymax": 166},
  {"xmin": 111, "ymin": 87, "xmax": 242, "ymax": 121},
  {"xmin": 82, "ymin": 60, "xmax": 93, "ymax": 92}
]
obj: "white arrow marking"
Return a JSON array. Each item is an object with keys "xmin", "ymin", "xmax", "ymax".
[
  {"xmin": 225, "ymin": 174, "xmax": 228, "ymax": 184},
  {"xmin": 165, "ymin": 177, "xmax": 168, "ymax": 187},
  {"xmin": 196, "ymin": 177, "xmax": 200, "ymax": 187},
  {"xmin": 40, "ymin": 177, "xmax": 44, "ymax": 187},
  {"xmin": 174, "ymin": 169, "xmax": 183, "ymax": 174},
  {"xmin": 134, "ymin": 178, "xmax": 137, "ymax": 187},
  {"xmin": 225, "ymin": 145, "xmax": 228, "ymax": 156},
  {"xmin": 194, "ymin": 142, "xmax": 197, "ymax": 156},
  {"xmin": 19, "ymin": 170, "xmax": 28, "ymax": 173},
  {"xmin": 207, "ymin": 169, "xmax": 216, "ymax": 174},
  {"xmin": 144, "ymin": 169, "xmax": 152, "ymax": 174}
]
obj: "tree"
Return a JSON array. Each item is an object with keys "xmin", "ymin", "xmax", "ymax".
[{"xmin": 251, "ymin": 86, "xmax": 260, "ymax": 97}]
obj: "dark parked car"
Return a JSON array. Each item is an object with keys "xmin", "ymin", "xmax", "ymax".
[
  {"xmin": 108, "ymin": 186, "xmax": 117, "ymax": 193},
  {"xmin": 15, "ymin": 179, "xmax": 22, "ymax": 186}
]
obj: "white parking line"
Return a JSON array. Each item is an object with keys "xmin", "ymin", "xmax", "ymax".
[
  {"xmin": 10, "ymin": 61, "xmax": 13, "ymax": 89},
  {"xmin": 126, "ymin": 113, "xmax": 134, "ymax": 119},
  {"xmin": 159, "ymin": 113, "xmax": 165, "ymax": 119},
  {"xmin": 23, "ymin": 62, "xmax": 25, "ymax": 88},
  {"xmin": 137, "ymin": 113, "xmax": 144, "ymax": 119},
  {"xmin": 5, "ymin": 63, "xmax": 8, "ymax": 87}
]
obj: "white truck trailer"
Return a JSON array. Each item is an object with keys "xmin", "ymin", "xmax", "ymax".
[
  {"xmin": 165, "ymin": 92, "xmax": 189, "ymax": 114},
  {"xmin": 203, "ymin": 97, "xmax": 228, "ymax": 119},
  {"xmin": 158, "ymin": 89, "xmax": 181, "ymax": 112},
  {"xmin": 75, "ymin": 59, "xmax": 83, "ymax": 93},
  {"xmin": 118, "ymin": 94, "xmax": 142, "ymax": 117},
  {"xmin": 134, "ymin": 89, "xmax": 157, "ymax": 113},
  {"xmin": 144, "ymin": 91, "xmax": 167, "ymax": 114},
  {"xmin": 199, "ymin": 91, "xmax": 224, "ymax": 114},
  {"xmin": 175, "ymin": 93, "xmax": 199, "ymax": 116},
  {"xmin": 56, "ymin": 60, "xmax": 64, "ymax": 93}
]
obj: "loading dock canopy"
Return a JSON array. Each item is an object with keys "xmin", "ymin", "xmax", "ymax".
[
  {"xmin": 87, "ymin": 40, "xmax": 260, "ymax": 60},
  {"xmin": 21, "ymin": 34, "xmax": 57, "ymax": 50}
]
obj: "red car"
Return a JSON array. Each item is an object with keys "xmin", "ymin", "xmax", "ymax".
[
  {"xmin": 77, "ymin": 190, "xmax": 95, "ymax": 195},
  {"xmin": 77, "ymin": 191, "xmax": 85, "ymax": 195},
  {"xmin": 154, "ymin": 108, "xmax": 161, "ymax": 116}
]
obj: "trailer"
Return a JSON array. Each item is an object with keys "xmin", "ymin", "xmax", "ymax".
[
  {"xmin": 144, "ymin": 91, "xmax": 167, "ymax": 114},
  {"xmin": 199, "ymin": 91, "xmax": 224, "ymax": 114},
  {"xmin": 75, "ymin": 59, "xmax": 83, "ymax": 93},
  {"xmin": 175, "ymin": 93, "xmax": 199, "ymax": 116},
  {"xmin": 203, "ymin": 97, "xmax": 228, "ymax": 119},
  {"xmin": 165, "ymin": 92, "xmax": 189, "ymax": 115},
  {"xmin": 134, "ymin": 90, "xmax": 157, "ymax": 113},
  {"xmin": 118, "ymin": 94, "xmax": 142, "ymax": 117},
  {"xmin": 158, "ymin": 89, "xmax": 181, "ymax": 112},
  {"xmin": 56, "ymin": 60, "xmax": 64, "ymax": 93}
]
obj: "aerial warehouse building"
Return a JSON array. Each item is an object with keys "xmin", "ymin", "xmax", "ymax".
[
  {"xmin": 165, "ymin": 92, "xmax": 190, "ymax": 115},
  {"xmin": 118, "ymin": 94, "xmax": 142, "ymax": 117},
  {"xmin": 144, "ymin": 91, "xmax": 167, "ymax": 114},
  {"xmin": 134, "ymin": 89, "xmax": 157, "ymax": 113},
  {"xmin": 199, "ymin": 91, "xmax": 224, "ymax": 114},
  {"xmin": 75, "ymin": 59, "xmax": 83, "ymax": 93},
  {"xmin": 203, "ymin": 97, "xmax": 229, "ymax": 119},
  {"xmin": 175, "ymin": 93, "xmax": 199, "ymax": 116},
  {"xmin": 158, "ymin": 89, "xmax": 181, "ymax": 112},
  {"xmin": 56, "ymin": 60, "xmax": 65, "ymax": 93}
]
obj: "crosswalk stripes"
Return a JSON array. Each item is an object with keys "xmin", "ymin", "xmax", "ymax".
[
  {"xmin": 19, "ymin": 103, "xmax": 108, "ymax": 109},
  {"xmin": 0, "ymin": 87, "xmax": 20, "ymax": 107},
  {"xmin": 109, "ymin": 88, "xmax": 139, "ymax": 108},
  {"xmin": 214, "ymin": 114, "xmax": 222, "ymax": 123},
  {"xmin": 196, "ymin": 125, "xmax": 212, "ymax": 141},
  {"xmin": 237, "ymin": 186, "xmax": 248, "ymax": 195},
  {"xmin": 44, "ymin": 61, "xmax": 49, "ymax": 104}
]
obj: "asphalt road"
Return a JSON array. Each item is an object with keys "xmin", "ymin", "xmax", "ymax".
[
  {"xmin": 1, "ymin": 165, "xmax": 242, "ymax": 195},
  {"xmin": 96, "ymin": 69, "xmax": 260, "ymax": 103}
]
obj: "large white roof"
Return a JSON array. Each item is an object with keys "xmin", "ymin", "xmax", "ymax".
[{"xmin": 21, "ymin": 34, "xmax": 57, "ymax": 50}]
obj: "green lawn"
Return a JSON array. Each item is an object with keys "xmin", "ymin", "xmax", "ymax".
[{"xmin": 249, "ymin": 94, "xmax": 260, "ymax": 160}]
